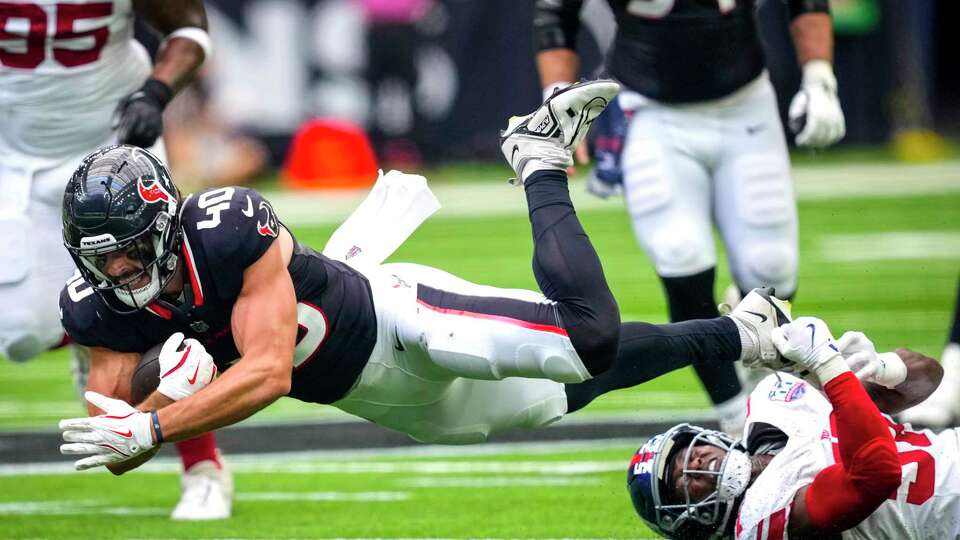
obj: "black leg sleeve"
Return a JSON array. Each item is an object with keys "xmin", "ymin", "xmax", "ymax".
[
  {"xmin": 524, "ymin": 169, "xmax": 620, "ymax": 375},
  {"xmin": 564, "ymin": 317, "xmax": 741, "ymax": 414},
  {"xmin": 662, "ymin": 270, "xmax": 742, "ymax": 405}
]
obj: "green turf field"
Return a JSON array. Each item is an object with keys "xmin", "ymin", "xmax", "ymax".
[{"xmin": 1, "ymin": 159, "xmax": 959, "ymax": 538}]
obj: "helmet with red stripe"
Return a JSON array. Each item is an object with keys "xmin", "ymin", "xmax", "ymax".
[{"xmin": 626, "ymin": 423, "xmax": 751, "ymax": 539}]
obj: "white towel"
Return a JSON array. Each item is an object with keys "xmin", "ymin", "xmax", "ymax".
[{"xmin": 322, "ymin": 170, "xmax": 441, "ymax": 272}]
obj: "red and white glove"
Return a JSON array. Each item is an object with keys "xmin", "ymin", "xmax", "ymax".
[
  {"xmin": 789, "ymin": 60, "xmax": 846, "ymax": 148},
  {"xmin": 157, "ymin": 332, "xmax": 217, "ymax": 401},
  {"xmin": 59, "ymin": 391, "xmax": 156, "ymax": 470},
  {"xmin": 836, "ymin": 331, "xmax": 907, "ymax": 389},
  {"xmin": 771, "ymin": 317, "xmax": 850, "ymax": 386}
]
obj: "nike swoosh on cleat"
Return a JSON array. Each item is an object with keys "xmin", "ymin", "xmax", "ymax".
[
  {"xmin": 745, "ymin": 310, "xmax": 768, "ymax": 323},
  {"xmin": 510, "ymin": 145, "xmax": 520, "ymax": 167},
  {"xmin": 393, "ymin": 331, "xmax": 405, "ymax": 352}
]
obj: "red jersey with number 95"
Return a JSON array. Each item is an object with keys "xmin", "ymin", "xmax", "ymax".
[
  {"xmin": 0, "ymin": 0, "xmax": 150, "ymax": 157},
  {"xmin": 736, "ymin": 373, "xmax": 960, "ymax": 540}
]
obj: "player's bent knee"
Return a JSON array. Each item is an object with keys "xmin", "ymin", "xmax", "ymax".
[
  {"xmin": 739, "ymin": 243, "xmax": 797, "ymax": 293},
  {"xmin": 0, "ymin": 334, "xmax": 46, "ymax": 363},
  {"xmin": 645, "ymin": 225, "xmax": 714, "ymax": 278},
  {"xmin": 0, "ymin": 313, "xmax": 51, "ymax": 362}
]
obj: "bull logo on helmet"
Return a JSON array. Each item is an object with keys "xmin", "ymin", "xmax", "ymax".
[{"xmin": 137, "ymin": 176, "xmax": 175, "ymax": 205}]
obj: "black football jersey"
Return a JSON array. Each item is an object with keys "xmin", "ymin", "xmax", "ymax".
[
  {"xmin": 606, "ymin": 0, "xmax": 765, "ymax": 102},
  {"xmin": 60, "ymin": 187, "xmax": 377, "ymax": 404},
  {"xmin": 538, "ymin": 0, "xmax": 766, "ymax": 103}
]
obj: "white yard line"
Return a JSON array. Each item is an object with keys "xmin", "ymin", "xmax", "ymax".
[
  {"xmin": 819, "ymin": 231, "xmax": 960, "ymax": 262},
  {"xmin": 0, "ymin": 438, "xmax": 640, "ymax": 477},
  {"xmin": 268, "ymin": 161, "xmax": 960, "ymax": 227}
]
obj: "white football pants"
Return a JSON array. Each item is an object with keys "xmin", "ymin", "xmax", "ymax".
[
  {"xmin": 620, "ymin": 72, "xmax": 798, "ymax": 294},
  {"xmin": 334, "ymin": 263, "xmax": 578, "ymax": 444}
]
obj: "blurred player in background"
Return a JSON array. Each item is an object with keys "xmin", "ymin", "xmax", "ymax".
[
  {"xmin": 627, "ymin": 317, "xmax": 955, "ymax": 539},
  {"xmin": 899, "ymin": 275, "xmax": 960, "ymax": 428},
  {"xmin": 533, "ymin": 0, "xmax": 846, "ymax": 435},
  {"xmin": 0, "ymin": 0, "xmax": 231, "ymax": 520}
]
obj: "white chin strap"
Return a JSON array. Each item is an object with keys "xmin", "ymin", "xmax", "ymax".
[
  {"xmin": 114, "ymin": 265, "xmax": 162, "ymax": 309},
  {"xmin": 717, "ymin": 448, "xmax": 752, "ymax": 502}
]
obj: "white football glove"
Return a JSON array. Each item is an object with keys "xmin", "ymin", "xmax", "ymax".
[
  {"xmin": 157, "ymin": 332, "xmax": 217, "ymax": 401},
  {"xmin": 59, "ymin": 391, "xmax": 156, "ymax": 471},
  {"xmin": 788, "ymin": 60, "xmax": 846, "ymax": 148},
  {"xmin": 771, "ymin": 317, "xmax": 850, "ymax": 385},
  {"xmin": 836, "ymin": 331, "xmax": 907, "ymax": 389}
]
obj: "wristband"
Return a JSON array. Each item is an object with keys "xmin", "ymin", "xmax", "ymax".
[
  {"xmin": 801, "ymin": 60, "xmax": 837, "ymax": 91},
  {"xmin": 140, "ymin": 78, "xmax": 174, "ymax": 109},
  {"xmin": 814, "ymin": 355, "xmax": 851, "ymax": 386},
  {"xmin": 163, "ymin": 26, "xmax": 213, "ymax": 60},
  {"xmin": 874, "ymin": 352, "xmax": 907, "ymax": 388},
  {"xmin": 150, "ymin": 410, "xmax": 164, "ymax": 444}
]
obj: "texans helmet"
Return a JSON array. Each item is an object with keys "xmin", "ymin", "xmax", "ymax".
[
  {"xmin": 62, "ymin": 145, "xmax": 182, "ymax": 314},
  {"xmin": 626, "ymin": 423, "xmax": 752, "ymax": 540}
]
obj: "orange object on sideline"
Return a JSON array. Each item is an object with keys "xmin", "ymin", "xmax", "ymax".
[{"xmin": 282, "ymin": 119, "xmax": 378, "ymax": 190}]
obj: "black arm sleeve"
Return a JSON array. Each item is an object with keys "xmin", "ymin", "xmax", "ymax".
[
  {"xmin": 785, "ymin": 0, "xmax": 830, "ymax": 19},
  {"xmin": 534, "ymin": 0, "xmax": 585, "ymax": 51}
]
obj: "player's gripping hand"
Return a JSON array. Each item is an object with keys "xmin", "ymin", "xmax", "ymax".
[
  {"xmin": 157, "ymin": 332, "xmax": 217, "ymax": 401},
  {"xmin": 771, "ymin": 317, "xmax": 850, "ymax": 385},
  {"xmin": 113, "ymin": 78, "xmax": 173, "ymax": 148},
  {"xmin": 60, "ymin": 392, "xmax": 156, "ymax": 471},
  {"xmin": 836, "ymin": 331, "xmax": 907, "ymax": 389},
  {"xmin": 788, "ymin": 60, "xmax": 845, "ymax": 148}
]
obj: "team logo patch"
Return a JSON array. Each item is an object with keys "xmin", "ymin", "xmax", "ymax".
[
  {"xmin": 137, "ymin": 176, "xmax": 175, "ymax": 205},
  {"xmin": 256, "ymin": 200, "xmax": 279, "ymax": 237},
  {"xmin": 767, "ymin": 379, "xmax": 807, "ymax": 402}
]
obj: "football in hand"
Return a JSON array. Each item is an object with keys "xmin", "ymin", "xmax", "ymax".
[{"xmin": 130, "ymin": 342, "xmax": 164, "ymax": 405}]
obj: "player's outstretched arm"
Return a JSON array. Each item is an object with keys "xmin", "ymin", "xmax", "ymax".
[
  {"xmin": 862, "ymin": 348, "xmax": 943, "ymax": 415},
  {"xmin": 154, "ymin": 232, "xmax": 297, "ymax": 442},
  {"xmin": 773, "ymin": 319, "xmax": 901, "ymax": 538}
]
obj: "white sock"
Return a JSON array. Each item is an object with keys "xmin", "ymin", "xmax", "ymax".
[
  {"xmin": 730, "ymin": 317, "xmax": 758, "ymax": 363},
  {"xmin": 520, "ymin": 158, "xmax": 566, "ymax": 183}
]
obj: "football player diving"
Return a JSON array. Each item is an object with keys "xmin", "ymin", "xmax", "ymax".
[
  {"xmin": 59, "ymin": 81, "xmax": 796, "ymax": 476},
  {"xmin": 627, "ymin": 317, "xmax": 959, "ymax": 539}
]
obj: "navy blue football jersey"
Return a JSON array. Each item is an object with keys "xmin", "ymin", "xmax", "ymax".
[
  {"xmin": 60, "ymin": 187, "xmax": 376, "ymax": 404},
  {"xmin": 537, "ymin": 0, "xmax": 766, "ymax": 103}
]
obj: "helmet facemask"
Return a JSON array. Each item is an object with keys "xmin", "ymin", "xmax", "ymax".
[
  {"xmin": 69, "ymin": 211, "xmax": 180, "ymax": 313},
  {"xmin": 627, "ymin": 424, "xmax": 751, "ymax": 540},
  {"xmin": 662, "ymin": 430, "xmax": 752, "ymax": 537}
]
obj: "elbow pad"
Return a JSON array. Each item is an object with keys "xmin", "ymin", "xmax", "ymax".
[
  {"xmin": 786, "ymin": 0, "xmax": 830, "ymax": 19},
  {"xmin": 534, "ymin": 0, "xmax": 584, "ymax": 51}
]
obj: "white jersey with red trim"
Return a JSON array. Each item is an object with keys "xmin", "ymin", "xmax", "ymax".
[
  {"xmin": 0, "ymin": 0, "xmax": 150, "ymax": 159},
  {"xmin": 735, "ymin": 373, "xmax": 960, "ymax": 540}
]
